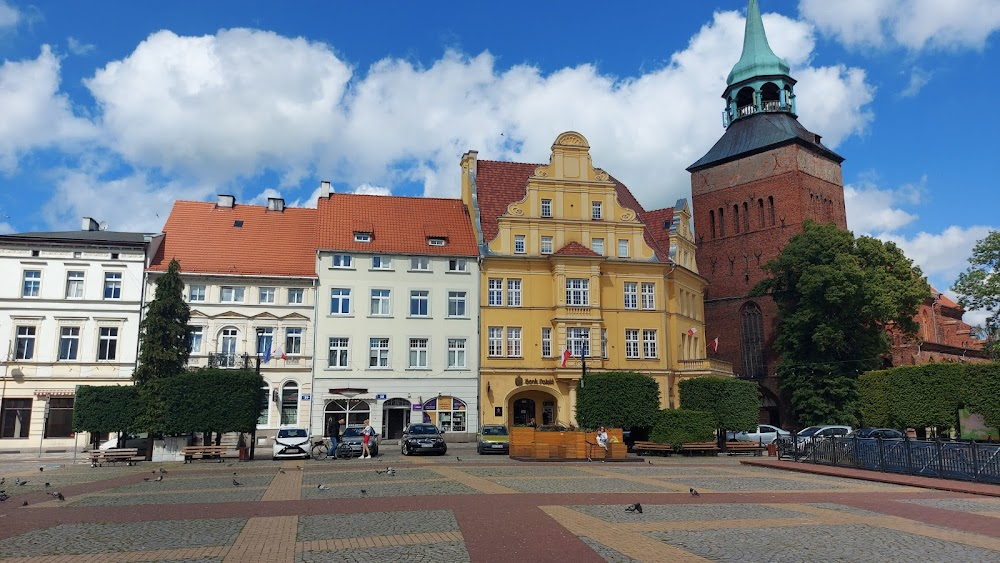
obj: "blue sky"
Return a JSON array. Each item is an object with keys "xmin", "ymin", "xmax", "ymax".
[{"xmin": 1, "ymin": 0, "xmax": 998, "ymax": 323}]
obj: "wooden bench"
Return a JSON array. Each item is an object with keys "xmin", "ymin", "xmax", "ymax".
[
  {"xmin": 633, "ymin": 441, "xmax": 720, "ymax": 456},
  {"xmin": 181, "ymin": 445, "xmax": 235, "ymax": 463},
  {"xmin": 679, "ymin": 441, "xmax": 720, "ymax": 456},
  {"xmin": 725, "ymin": 441, "xmax": 767, "ymax": 456},
  {"xmin": 90, "ymin": 448, "xmax": 142, "ymax": 467},
  {"xmin": 634, "ymin": 441, "xmax": 675, "ymax": 455}
]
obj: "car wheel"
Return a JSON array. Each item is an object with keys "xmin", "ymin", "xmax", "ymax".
[
  {"xmin": 371, "ymin": 446, "xmax": 378, "ymax": 457},
  {"xmin": 401, "ymin": 443, "xmax": 409, "ymax": 456}
]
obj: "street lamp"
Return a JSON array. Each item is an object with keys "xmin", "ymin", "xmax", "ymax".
[{"xmin": 248, "ymin": 327, "xmax": 264, "ymax": 461}]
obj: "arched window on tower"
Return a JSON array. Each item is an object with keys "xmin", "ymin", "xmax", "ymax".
[
  {"xmin": 733, "ymin": 204, "xmax": 740, "ymax": 233},
  {"xmin": 709, "ymin": 210, "xmax": 716, "ymax": 239},
  {"xmin": 719, "ymin": 207, "xmax": 726, "ymax": 237},
  {"xmin": 783, "ymin": 85, "xmax": 795, "ymax": 113},
  {"xmin": 758, "ymin": 199, "xmax": 765, "ymax": 228},
  {"xmin": 767, "ymin": 196, "xmax": 775, "ymax": 226},
  {"xmin": 742, "ymin": 202, "xmax": 750, "ymax": 232},
  {"xmin": 736, "ymin": 86, "xmax": 756, "ymax": 118},
  {"xmin": 740, "ymin": 303, "xmax": 766, "ymax": 379},
  {"xmin": 761, "ymin": 82, "xmax": 780, "ymax": 112}
]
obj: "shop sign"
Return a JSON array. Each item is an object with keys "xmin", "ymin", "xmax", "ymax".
[
  {"xmin": 412, "ymin": 404, "xmax": 423, "ymax": 411},
  {"xmin": 376, "ymin": 393, "xmax": 387, "ymax": 400}
]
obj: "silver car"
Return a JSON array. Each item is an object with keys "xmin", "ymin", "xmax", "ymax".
[
  {"xmin": 727, "ymin": 424, "xmax": 790, "ymax": 445},
  {"xmin": 339, "ymin": 426, "xmax": 379, "ymax": 457}
]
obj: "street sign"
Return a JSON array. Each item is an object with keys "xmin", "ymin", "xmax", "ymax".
[
  {"xmin": 412, "ymin": 404, "xmax": 422, "ymax": 410},
  {"xmin": 301, "ymin": 394, "xmax": 311, "ymax": 401},
  {"xmin": 376, "ymin": 393, "xmax": 387, "ymax": 400}
]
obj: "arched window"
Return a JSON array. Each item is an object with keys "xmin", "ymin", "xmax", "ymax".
[
  {"xmin": 422, "ymin": 396, "xmax": 467, "ymax": 432},
  {"xmin": 733, "ymin": 204, "xmax": 740, "ymax": 233},
  {"xmin": 742, "ymin": 202, "xmax": 750, "ymax": 232},
  {"xmin": 325, "ymin": 399, "xmax": 370, "ymax": 429},
  {"xmin": 280, "ymin": 381, "xmax": 298, "ymax": 425},
  {"xmin": 767, "ymin": 196, "xmax": 775, "ymax": 226},
  {"xmin": 761, "ymin": 82, "xmax": 780, "ymax": 111},
  {"xmin": 218, "ymin": 327, "xmax": 238, "ymax": 368},
  {"xmin": 719, "ymin": 208, "xmax": 726, "ymax": 236},
  {"xmin": 758, "ymin": 199, "xmax": 765, "ymax": 228},
  {"xmin": 783, "ymin": 85, "xmax": 795, "ymax": 112},
  {"xmin": 709, "ymin": 210, "xmax": 716, "ymax": 239},
  {"xmin": 736, "ymin": 86, "xmax": 756, "ymax": 117},
  {"xmin": 741, "ymin": 303, "xmax": 766, "ymax": 379}
]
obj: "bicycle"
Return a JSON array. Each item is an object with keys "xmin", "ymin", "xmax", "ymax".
[
  {"xmin": 335, "ymin": 441, "xmax": 356, "ymax": 460},
  {"xmin": 310, "ymin": 438, "xmax": 329, "ymax": 461}
]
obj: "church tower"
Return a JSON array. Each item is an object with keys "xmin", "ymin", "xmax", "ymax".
[{"xmin": 689, "ymin": 0, "xmax": 847, "ymax": 425}]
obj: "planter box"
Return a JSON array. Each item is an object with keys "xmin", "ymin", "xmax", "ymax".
[
  {"xmin": 510, "ymin": 427, "xmax": 536, "ymax": 447},
  {"xmin": 609, "ymin": 442, "xmax": 628, "ymax": 459},
  {"xmin": 563, "ymin": 432, "xmax": 586, "ymax": 446},
  {"xmin": 532, "ymin": 444, "xmax": 551, "ymax": 459}
]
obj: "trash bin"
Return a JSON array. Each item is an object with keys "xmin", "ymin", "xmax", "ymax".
[{"xmin": 767, "ymin": 443, "xmax": 777, "ymax": 457}]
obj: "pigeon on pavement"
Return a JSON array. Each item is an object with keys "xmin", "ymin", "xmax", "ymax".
[
  {"xmin": 360, "ymin": 489, "xmax": 367, "ymax": 495},
  {"xmin": 154, "ymin": 476, "xmax": 163, "ymax": 482},
  {"xmin": 47, "ymin": 491, "xmax": 65, "ymax": 501},
  {"xmin": 158, "ymin": 468, "xmax": 167, "ymax": 474},
  {"xmin": 279, "ymin": 469, "xmax": 286, "ymax": 474},
  {"xmin": 44, "ymin": 482, "xmax": 50, "ymax": 488},
  {"xmin": 21, "ymin": 500, "xmax": 27, "ymax": 506},
  {"xmin": 143, "ymin": 478, "xmax": 150, "ymax": 481},
  {"xmin": 0, "ymin": 491, "xmax": 8, "ymax": 502},
  {"xmin": 625, "ymin": 503, "xmax": 643, "ymax": 514},
  {"xmin": 690, "ymin": 488, "xmax": 700, "ymax": 497},
  {"xmin": 317, "ymin": 484, "xmax": 330, "ymax": 490},
  {"xmin": 233, "ymin": 479, "xmax": 243, "ymax": 487},
  {"xmin": 15, "ymin": 478, "xmax": 27, "ymax": 486},
  {"xmin": 39, "ymin": 467, "xmax": 44, "ymax": 472}
]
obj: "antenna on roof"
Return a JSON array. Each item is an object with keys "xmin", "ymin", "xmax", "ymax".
[{"xmin": 99, "ymin": 221, "xmax": 109, "ymax": 231}]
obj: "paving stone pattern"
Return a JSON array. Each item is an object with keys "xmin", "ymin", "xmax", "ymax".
[
  {"xmin": 579, "ymin": 536, "xmax": 637, "ymax": 563},
  {"xmin": 571, "ymin": 503, "xmax": 809, "ymax": 523},
  {"xmin": 297, "ymin": 541, "xmax": 471, "ymax": 562},
  {"xmin": 109, "ymin": 474, "xmax": 274, "ymax": 492},
  {"xmin": 805, "ymin": 503, "xmax": 900, "ymax": 518},
  {"xmin": 71, "ymin": 487, "xmax": 266, "ymax": 506},
  {"xmin": 298, "ymin": 510, "xmax": 459, "ymax": 541},
  {"xmin": 496, "ymin": 477, "xmax": 661, "ymax": 493},
  {"xmin": 676, "ymin": 476, "xmax": 850, "ymax": 491},
  {"xmin": 902, "ymin": 498, "xmax": 1000, "ymax": 512},
  {"xmin": 300, "ymin": 479, "xmax": 480, "ymax": 499},
  {"xmin": 303, "ymin": 468, "xmax": 442, "ymax": 484}
]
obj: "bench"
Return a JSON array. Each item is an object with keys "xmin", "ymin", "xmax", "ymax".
[
  {"xmin": 725, "ymin": 441, "xmax": 767, "ymax": 456},
  {"xmin": 634, "ymin": 441, "xmax": 675, "ymax": 455},
  {"xmin": 679, "ymin": 441, "xmax": 720, "ymax": 456},
  {"xmin": 633, "ymin": 441, "xmax": 720, "ymax": 456},
  {"xmin": 181, "ymin": 445, "xmax": 235, "ymax": 463},
  {"xmin": 90, "ymin": 448, "xmax": 143, "ymax": 467}
]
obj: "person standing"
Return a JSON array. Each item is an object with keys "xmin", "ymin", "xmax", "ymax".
[
  {"xmin": 327, "ymin": 416, "xmax": 343, "ymax": 460},
  {"xmin": 361, "ymin": 419, "xmax": 374, "ymax": 459}
]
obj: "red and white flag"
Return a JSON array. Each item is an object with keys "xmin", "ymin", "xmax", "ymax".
[
  {"xmin": 687, "ymin": 327, "xmax": 698, "ymax": 336},
  {"xmin": 710, "ymin": 337, "xmax": 719, "ymax": 353},
  {"xmin": 561, "ymin": 348, "xmax": 571, "ymax": 368}
]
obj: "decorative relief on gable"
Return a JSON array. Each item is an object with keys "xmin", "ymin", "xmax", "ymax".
[
  {"xmin": 619, "ymin": 210, "xmax": 636, "ymax": 222},
  {"xmin": 556, "ymin": 133, "xmax": 586, "ymax": 146},
  {"xmin": 507, "ymin": 204, "xmax": 525, "ymax": 217},
  {"xmin": 533, "ymin": 166, "xmax": 548, "ymax": 178},
  {"xmin": 594, "ymin": 169, "xmax": 609, "ymax": 182}
]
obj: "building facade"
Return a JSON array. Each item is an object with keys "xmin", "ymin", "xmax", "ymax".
[
  {"xmin": 147, "ymin": 196, "xmax": 318, "ymax": 443},
  {"xmin": 0, "ymin": 219, "xmax": 156, "ymax": 453},
  {"xmin": 313, "ymin": 192, "xmax": 480, "ymax": 442},
  {"xmin": 466, "ymin": 131, "xmax": 730, "ymax": 429}
]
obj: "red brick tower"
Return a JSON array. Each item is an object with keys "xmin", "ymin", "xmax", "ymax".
[{"xmin": 688, "ymin": 0, "xmax": 847, "ymax": 426}]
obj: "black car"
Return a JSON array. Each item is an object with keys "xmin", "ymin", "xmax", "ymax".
[
  {"xmin": 847, "ymin": 427, "xmax": 905, "ymax": 439},
  {"xmin": 401, "ymin": 423, "xmax": 447, "ymax": 456}
]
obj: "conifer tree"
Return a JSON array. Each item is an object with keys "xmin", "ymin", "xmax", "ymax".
[{"xmin": 134, "ymin": 259, "xmax": 191, "ymax": 386}]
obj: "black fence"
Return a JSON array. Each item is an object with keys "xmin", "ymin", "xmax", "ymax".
[{"xmin": 777, "ymin": 435, "xmax": 1000, "ymax": 484}]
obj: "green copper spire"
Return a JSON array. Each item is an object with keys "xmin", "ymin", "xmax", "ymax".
[{"xmin": 726, "ymin": 0, "xmax": 790, "ymax": 86}]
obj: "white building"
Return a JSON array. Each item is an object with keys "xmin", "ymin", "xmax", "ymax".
[
  {"xmin": 0, "ymin": 218, "xmax": 158, "ymax": 454},
  {"xmin": 147, "ymin": 196, "xmax": 318, "ymax": 443},
  {"xmin": 314, "ymin": 192, "xmax": 481, "ymax": 441}
]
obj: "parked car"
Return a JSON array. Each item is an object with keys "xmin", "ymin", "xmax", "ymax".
[
  {"xmin": 727, "ymin": 424, "xmax": 790, "ymax": 445},
  {"xmin": 99, "ymin": 433, "xmax": 149, "ymax": 450},
  {"xmin": 401, "ymin": 423, "xmax": 447, "ymax": 456},
  {"xmin": 795, "ymin": 425, "xmax": 853, "ymax": 450},
  {"xmin": 477, "ymin": 424, "xmax": 510, "ymax": 454},
  {"xmin": 847, "ymin": 427, "xmax": 904, "ymax": 440},
  {"xmin": 272, "ymin": 427, "xmax": 310, "ymax": 460},
  {"xmin": 340, "ymin": 425, "xmax": 379, "ymax": 457}
]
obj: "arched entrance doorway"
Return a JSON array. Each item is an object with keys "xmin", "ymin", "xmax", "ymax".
[
  {"xmin": 512, "ymin": 398, "xmax": 535, "ymax": 426},
  {"xmin": 510, "ymin": 389, "xmax": 559, "ymax": 427},
  {"xmin": 382, "ymin": 398, "xmax": 411, "ymax": 440},
  {"xmin": 325, "ymin": 399, "xmax": 370, "ymax": 432}
]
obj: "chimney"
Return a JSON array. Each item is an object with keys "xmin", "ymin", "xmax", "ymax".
[
  {"xmin": 321, "ymin": 180, "xmax": 332, "ymax": 195},
  {"xmin": 81, "ymin": 217, "xmax": 99, "ymax": 231},
  {"xmin": 217, "ymin": 194, "xmax": 236, "ymax": 208},
  {"xmin": 267, "ymin": 197, "xmax": 285, "ymax": 212}
]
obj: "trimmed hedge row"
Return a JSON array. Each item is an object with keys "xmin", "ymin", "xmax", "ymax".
[
  {"xmin": 648, "ymin": 409, "xmax": 716, "ymax": 448},
  {"xmin": 575, "ymin": 371, "xmax": 661, "ymax": 430},
  {"xmin": 679, "ymin": 377, "xmax": 758, "ymax": 433},
  {"xmin": 72, "ymin": 385, "xmax": 142, "ymax": 435}
]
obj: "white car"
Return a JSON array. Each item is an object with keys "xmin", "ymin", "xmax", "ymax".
[
  {"xmin": 272, "ymin": 427, "xmax": 310, "ymax": 460},
  {"xmin": 727, "ymin": 424, "xmax": 790, "ymax": 445},
  {"xmin": 794, "ymin": 425, "xmax": 853, "ymax": 448}
]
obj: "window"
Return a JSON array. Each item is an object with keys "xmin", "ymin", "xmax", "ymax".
[
  {"xmin": 601, "ymin": 328, "xmax": 608, "ymax": 359},
  {"xmin": 330, "ymin": 288, "xmax": 351, "ymax": 315},
  {"xmin": 592, "ymin": 201, "xmax": 603, "ymax": 220},
  {"xmin": 331, "ymin": 254, "xmax": 353, "ymax": 268},
  {"xmin": 409, "ymin": 290, "xmax": 429, "ymax": 316},
  {"xmin": 541, "ymin": 327, "xmax": 552, "ymax": 357},
  {"xmin": 44, "ymin": 398, "xmax": 74, "ymax": 438},
  {"xmin": 65, "ymin": 271, "xmax": 84, "ymax": 299},
  {"xmin": 447, "ymin": 291, "xmax": 467, "ymax": 317},
  {"xmin": 447, "ymin": 338, "xmax": 467, "ymax": 368},
  {"xmin": 488, "ymin": 279, "xmax": 503, "ymax": 306},
  {"xmin": 641, "ymin": 283, "xmax": 656, "ymax": 309},
  {"xmin": 281, "ymin": 382, "xmax": 298, "ymax": 425},
  {"xmin": 256, "ymin": 327, "xmax": 274, "ymax": 356},
  {"xmin": 567, "ymin": 327, "xmax": 590, "ymax": 357},
  {"xmin": 643, "ymin": 329, "xmax": 658, "ymax": 358},
  {"xmin": 507, "ymin": 327, "xmax": 522, "ymax": 357},
  {"xmin": 514, "ymin": 234, "xmax": 526, "ymax": 254},
  {"xmin": 15, "ymin": 326, "xmax": 35, "ymax": 360},
  {"xmin": 741, "ymin": 302, "xmax": 766, "ymax": 378},
  {"xmin": 541, "ymin": 236, "xmax": 553, "ymax": 254},
  {"xmin": 487, "ymin": 327, "xmax": 503, "ymax": 357},
  {"xmin": 285, "ymin": 328, "xmax": 302, "ymax": 355},
  {"xmin": 219, "ymin": 328, "xmax": 238, "ymax": 368},
  {"xmin": 259, "ymin": 287, "xmax": 276, "ymax": 304},
  {"xmin": 410, "ymin": 257, "xmax": 430, "ymax": 271},
  {"xmin": 507, "ymin": 279, "xmax": 521, "ymax": 307},
  {"xmin": 1, "ymin": 398, "xmax": 32, "ymax": 438},
  {"xmin": 428, "ymin": 238, "xmax": 446, "ymax": 246},
  {"xmin": 354, "ymin": 232, "xmax": 372, "ymax": 243},
  {"xmin": 189, "ymin": 285, "xmax": 206, "ymax": 302},
  {"xmin": 189, "ymin": 326, "xmax": 203, "ymax": 354},
  {"xmin": 98, "ymin": 327, "xmax": 119, "ymax": 361},
  {"xmin": 372, "ymin": 255, "xmax": 392, "ymax": 270},
  {"xmin": 287, "ymin": 288, "xmax": 304, "ymax": 304},
  {"xmin": 448, "ymin": 258, "xmax": 467, "ymax": 272},
  {"xmin": 409, "ymin": 338, "xmax": 429, "ymax": 368},
  {"xmin": 591, "ymin": 238, "xmax": 604, "ymax": 255},
  {"xmin": 22, "ymin": 270, "xmax": 41, "ymax": 297},
  {"xmin": 58, "ymin": 327, "xmax": 80, "ymax": 360},
  {"xmin": 103, "ymin": 272, "xmax": 122, "ymax": 299},
  {"xmin": 221, "ymin": 286, "xmax": 245, "ymax": 303},
  {"xmin": 625, "ymin": 329, "xmax": 640, "ymax": 358},
  {"xmin": 369, "ymin": 338, "xmax": 389, "ymax": 368},
  {"xmin": 541, "ymin": 198, "xmax": 552, "ymax": 217},
  {"xmin": 618, "ymin": 239, "xmax": 629, "ymax": 258},
  {"xmin": 370, "ymin": 289, "xmax": 391, "ymax": 316},
  {"xmin": 566, "ymin": 278, "xmax": 589, "ymax": 306},
  {"xmin": 624, "ymin": 282, "xmax": 638, "ymax": 309},
  {"xmin": 328, "ymin": 337, "xmax": 349, "ymax": 368}
]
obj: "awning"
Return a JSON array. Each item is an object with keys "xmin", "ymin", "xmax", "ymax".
[{"xmin": 34, "ymin": 389, "xmax": 76, "ymax": 397}]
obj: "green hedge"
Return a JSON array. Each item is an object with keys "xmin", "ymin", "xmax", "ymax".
[
  {"xmin": 648, "ymin": 409, "xmax": 715, "ymax": 448},
  {"xmin": 159, "ymin": 369, "xmax": 266, "ymax": 434},
  {"xmin": 575, "ymin": 371, "xmax": 661, "ymax": 430},
  {"xmin": 679, "ymin": 377, "xmax": 758, "ymax": 433},
  {"xmin": 72, "ymin": 385, "xmax": 142, "ymax": 434}
]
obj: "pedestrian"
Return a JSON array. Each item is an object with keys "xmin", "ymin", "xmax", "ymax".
[
  {"xmin": 327, "ymin": 416, "xmax": 343, "ymax": 460},
  {"xmin": 361, "ymin": 419, "xmax": 374, "ymax": 459},
  {"xmin": 596, "ymin": 426, "xmax": 609, "ymax": 451}
]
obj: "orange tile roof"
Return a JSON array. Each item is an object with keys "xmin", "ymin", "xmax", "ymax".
[
  {"xmin": 316, "ymin": 193, "xmax": 478, "ymax": 256},
  {"xmin": 639, "ymin": 208, "xmax": 675, "ymax": 259},
  {"xmin": 149, "ymin": 201, "xmax": 318, "ymax": 277},
  {"xmin": 553, "ymin": 241, "xmax": 601, "ymax": 257}
]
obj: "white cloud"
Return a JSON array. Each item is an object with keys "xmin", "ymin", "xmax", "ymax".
[
  {"xmin": 67, "ymin": 36, "xmax": 96, "ymax": 56},
  {"xmin": 799, "ymin": 0, "xmax": 1000, "ymax": 51},
  {"xmin": 880, "ymin": 225, "xmax": 995, "ymax": 281},
  {"xmin": 352, "ymin": 183, "xmax": 391, "ymax": 196},
  {"xmin": 900, "ymin": 67, "xmax": 932, "ymax": 97},
  {"xmin": 0, "ymin": 0, "xmax": 18, "ymax": 28},
  {"xmin": 845, "ymin": 175, "xmax": 926, "ymax": 234},
  {"xmin": 0, "ymin": 46, "xmax": 97, "ymax": 172}
]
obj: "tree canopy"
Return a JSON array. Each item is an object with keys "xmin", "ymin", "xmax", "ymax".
[
  {"xmin": 679, "ymin": 377, "xmax": 758, "ymax": 433},
  {"xmin": 575, "ymin": 371, "xmax": 661, "ymax": 430},
  {"xmin": 133, "ymin": 259, "xmax": 191, "ymax": 386},
  {"xmin": 753, "ymin": 221, "xmax": 929, "ymax": 426},
  {"xmin": 952, "ymin": 230, "xmax": 1000, "ymax": 359}
]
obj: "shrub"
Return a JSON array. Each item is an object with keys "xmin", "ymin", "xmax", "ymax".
[
  {"xmin": 73, "ymin": 385, "xmax": 141, "ymax": 436},
  {"xmin": 159, "ymin": 369, "xmax": 266, "ymax": 434},
  {"xmin": 679, "ymin": 377, "xmax": 758, "ymax": 433},
  {"xmin": 648, "ymin": 409, "xmax": 715, "ymax": 449},
  {"xmin": 575, "ymin": 371, "xmax": 660, "ymax": 430}
]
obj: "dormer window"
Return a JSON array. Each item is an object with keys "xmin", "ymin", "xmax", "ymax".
[
  {"xmin": 354, "ymin": 232, "xmax": 372, "ymax": 243},
  {"xmin": 428, "ymin": 237, "xmax": 447, "ymax": 247}
]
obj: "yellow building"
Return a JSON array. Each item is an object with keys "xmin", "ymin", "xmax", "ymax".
[{"xmin": 462, "ymin": 132, "xmax": 731, "ymax": 428}]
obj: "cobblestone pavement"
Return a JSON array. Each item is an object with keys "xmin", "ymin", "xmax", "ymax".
[{"xmin": 1, "ymin": 447, "xmax": 999, "ymax": 562}]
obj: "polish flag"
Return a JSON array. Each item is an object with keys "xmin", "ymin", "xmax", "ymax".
[
  {"xmin": 687, "ymin": 327, "xmax": 698, "ymax": 336},
  {"xmin": 710, "ymin": 337, "xmax": 719, "ymax": 353},
  {"xmin": 561, "ymin": 348, "xmax": 571, "ymax": 368}
]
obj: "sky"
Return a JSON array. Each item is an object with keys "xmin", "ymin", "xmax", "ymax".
[{"xmin": 1, "ymin": 0, "xmax": 998, "ymax": 325}]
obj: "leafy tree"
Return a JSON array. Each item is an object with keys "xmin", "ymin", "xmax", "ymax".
[
  {"xmin": 133, "ymin": 259, "xmax": 191, "ymax": 386},
  {"xmin": 575, "ymin": 371, "xmax": 661, "ymax": 430},
  {"xmin": 679, "ymin": 377, "xmax": 758, "ymax": 434},
  {"xmin": 753, "ymin": 221, "xmax": 929, "ymax": 427},
  {"xmin": 953, "ymin": 230, "xmax": 1000, "ymax": 359}
]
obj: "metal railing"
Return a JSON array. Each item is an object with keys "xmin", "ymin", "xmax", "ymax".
[
  {"xmin": 777, "ymin": 435, "xmax": 1000, "ymax": 484},
  {"xmin": 207, "ymin": 353, "xmax": 255, "ymax": 370}
]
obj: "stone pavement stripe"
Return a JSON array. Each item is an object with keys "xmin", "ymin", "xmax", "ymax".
[
  {"xmin": 0, "ymin": 546, "xmax": 231, "ymax": 562},
  {"xmin": 977, "ymin": 511, "xmax": 1000, "ymax": 518},
  {"xmin": 223, "ymin": 515, "xmax": 298, "ymax": 563},
  {"xmin": 710, "ymin": 465, "xmax": 923, "ymax": 492},
  {"xmin": 839, "ymin": 497, "xmax": 1000, "ymax": 538},
  {"xmin": 540, "ymin": 505, "xmax": 710, "ymax": 563},
  {"xmin": 625, "ymin": 516, "xmax": 829, "ymax": 532},
  {"xmin": 261, "ymin": 465, "xmax": 302, "ymax": 501},
  {"xmin": 295, "ymin": 530, "xmax": 463, "ymax": 551},
  {"xmin": 428, "ymin": 466, "xmax": 517, "ymax": 494},
  {"xmin": 574, "ymin": 465, "xmax": 700, "ymax": 493}
]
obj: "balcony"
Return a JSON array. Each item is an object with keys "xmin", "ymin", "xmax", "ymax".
[
  {"xmin": 206, "ymin": 353, "xmax": 255, "ymax": 370},
  {"xmin": 677, "ymin": 358, "xmax": 733, "ymax": 376}
]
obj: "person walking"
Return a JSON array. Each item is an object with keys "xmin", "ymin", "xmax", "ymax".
[
  {"xmin": 327, "ymin": 416, "xmax": 344, "ymax": 460},
  {"xmin": 360, "ymin": 419, "xmax": 374, "ymax": 459}
]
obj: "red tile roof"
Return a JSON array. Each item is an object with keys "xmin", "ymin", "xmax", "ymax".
[
  {"xmin": 149, "ymin": 201, "xmax": 318, "ymax": 277},
  {"xmin": 639, "ymin": 208, "xmax": 675, "ymax": 259},
  {"xmin": 553, "ymin": 241, "xmax": 601, "ymax": 257},
  {"xmin": 316, "ymin": 193, "xmax": 478, "ymax": 256}
]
